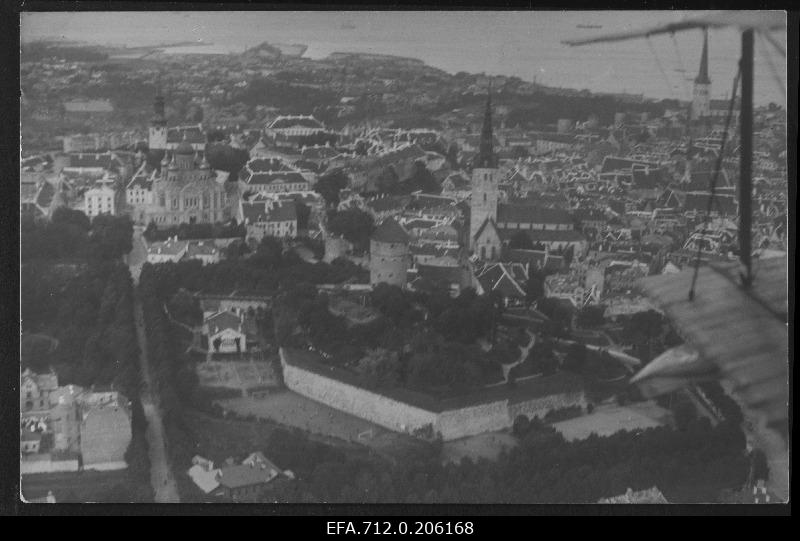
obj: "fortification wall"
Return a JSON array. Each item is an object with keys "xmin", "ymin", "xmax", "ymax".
[
  {"xmin": 282, "ymin": 358, "xmax": 437, "ymax": 434},
  {"xmin": 436, "ymin": 401, "xmax": 510, "ymax": 440},
  {"xmin": 282, "ymin": 350, "xmax": 588, "ymax": 441},
  {"xmin": 508, "ymin": 391, "xmax": 587, "ymax": 421}
]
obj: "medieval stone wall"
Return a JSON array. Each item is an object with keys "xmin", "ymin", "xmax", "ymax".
[
  {"xmin": 436, "ymin": 401, "xmax": 510, "ymax": 440},
  {"xmin": 508, "ymin": 391, "xmax": 587, "ymax": 421},
  {"xmin": 282, "ymin": 350, "xmax": 587, "ymax": 441},
  {"xmin": 282, "ymin": 357, "xmax": 437, "ymax": 434}
]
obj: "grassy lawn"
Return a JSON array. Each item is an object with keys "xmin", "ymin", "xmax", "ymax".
[
  {"xmin": 21, "ymin": 469, "xmax": 146, "ymax": 503},
  {"xmin": 183, "ymin": 410, "xmax": 281, "ymax": 465}
]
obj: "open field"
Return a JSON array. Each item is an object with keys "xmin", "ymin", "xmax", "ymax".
[
  {"xmin": 216, "ymin": 390, "xmax": 425, "ymax": 462},
  {"xmin": 552, "ymin": 401, "xmax": 671, "ymax": 441},
  {"xmin": 217, "ymin": 390, "xmax": 388, "ymax": 443}
]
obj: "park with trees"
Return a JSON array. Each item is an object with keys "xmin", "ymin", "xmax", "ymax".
[
  {"xmin": 22, "ymin": 207, "xmax": 133, "ymax": 263},
  {"xmin": 20, "ymin": 211, "xmax": 151, "ymax": 502}
]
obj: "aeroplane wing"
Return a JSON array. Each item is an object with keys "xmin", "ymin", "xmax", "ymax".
[
  {"xmin": 562, "ymin": 10, "xmax": 787, "ymax": 47},
  {"xmin": 631, "ymin": 256, "xmax": 788, "ymax": 438}
]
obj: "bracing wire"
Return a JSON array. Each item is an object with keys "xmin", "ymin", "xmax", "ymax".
[
  {"xmin": 688, "ymin": 66, "xmax": 742, "ymax": 301},
  {"xmin": 669, "ymin": 32, "xmax": 691, "ymax": 101},
  {"xmin": 646, "ymin": 36, "xmax": 676, "ymax": 99},
  {"xmin": 760, "ymin": 30, "xmax": 786, "ymax": 59},
  {"xmin": 756, "ymin": 30, "xmax": 786, "ymax": 100}
]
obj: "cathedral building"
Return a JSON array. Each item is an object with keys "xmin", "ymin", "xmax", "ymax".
[
  {"xmin": 129, "ymin": 93, "xmax": 237, "ymax": 227},
  {"xmin": 147, "ymin": 141, "xmax": 232, "ymax": 226}
]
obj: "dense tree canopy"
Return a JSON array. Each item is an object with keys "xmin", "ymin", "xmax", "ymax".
[
  {"xmin": 205, "ymin": 143, "xmax": 250, "ymax": 181},
  {"xmin": 23, "ymin": 209, "xmax": 135, "ymax": 264},
  {"xmin": 249, "ymin": 416, "xmax": 747, "ymax": 503},
  {"xmin": 326, "ymin": 208, "xmax": 375, "ymax": 253},
  {"xmin": 397, "ymin": 162, "xmax": 441, "ymax": 195},
  {"xmin": 89, "ymin": 214, "xmax": 133, "ymax": 260},
  {"xmin": 370, "ymin": 283, "xmax": 418, "ymax": 326},
  {"xmin": 314, "ymin": 169, "xmax": 350, "ymax": 207},
  {"xmin": 356, "ymin": 348, "xmax": 401, "ymax": 389},
  {"xmin": 21, "ymin": 259, "xmax": 141, "ymax": 396}
]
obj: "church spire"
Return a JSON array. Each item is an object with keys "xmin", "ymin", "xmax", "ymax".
[
  {"xmin": 152, "ymin": 80, "xmax": 167, "ymax": 127},
  {"xmin": 695, "ymin": 28, "xmax": 711, "ymax": 85},
  {"xmin": 474, "ymin": 83, "xmax": 496, "ymax": 168}
]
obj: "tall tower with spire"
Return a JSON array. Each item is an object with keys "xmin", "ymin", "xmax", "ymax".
[
  {"xmin": 691, "ymin": 29, "xmax": 712, "ymax": 120},
  {"xmin": 469, "ymin": 88, "xmax": 500, "ymax": 251},
  {"xmin": 149, "ymin": 88, "xmax": 168, "ymax": 151}
]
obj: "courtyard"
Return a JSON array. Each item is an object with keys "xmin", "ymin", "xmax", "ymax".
[{"xmin": 196, "ymin": 359, "xmax": 279, "ymax": 394}]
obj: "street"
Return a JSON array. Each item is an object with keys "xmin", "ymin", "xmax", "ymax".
[
  {"xmin": 129, "ymin": 226, "xmax": 180, "ymax": 502},
  {"xmin": 126, "ymin": 226, "xmax": 149, "ymax": 284}
]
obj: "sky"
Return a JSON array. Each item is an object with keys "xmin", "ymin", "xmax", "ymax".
[{"xmin": 20, "ymin": 11, "xmax": 788, "ymax": 105}]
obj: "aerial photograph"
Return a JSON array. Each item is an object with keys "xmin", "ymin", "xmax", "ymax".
[{"xmin": 18, "ymin": 10, "xmax": 788, "ymax": 507}]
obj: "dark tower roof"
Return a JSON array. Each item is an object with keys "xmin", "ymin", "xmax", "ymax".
[
  {"xmin": 473, "ymin": 86, "xmax": 497, "ymax": 169},
  {"xmin": 152, "ymin": 87, "xmax": 167, "ymax": 127},
  {"xmin": 695, "ymin": 29, "xmax": 711, "ymax": 85},
  {"xmin": 371, "ymin": 217, "xmax": 410, "ymax": 244}
]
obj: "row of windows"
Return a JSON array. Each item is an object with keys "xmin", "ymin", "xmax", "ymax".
[
  {"xmin": 258, "ymin": 184, "xmax": 308, "ymax": 193},
  {"xmin": 158, "ymin": 192, "xmax": 224, "ymax": 208},
  {"xmin": 254, "ymin": 222, "xmax": 295, "ymax": 231},
  {"xmin": 166, "ymin": 174, "xmax": 211, "ymax": 182},
  {"xmin": 150, "ymin": 212, "xmax": 224, "ymax": 224},
  {"xmin": 499, "ymin": 223, "xmax": 572, "ymax": 231}
]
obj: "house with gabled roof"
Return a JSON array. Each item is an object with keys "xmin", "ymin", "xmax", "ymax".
[
  {"xmin": 215, "ymin": 455, "xmax": 282, "ymax": 502},
  {"xmin": 240, "ymin": 198, "xmax": 298, "ymax": 241},
  {"xmin": 204, "ymin": 310, "xmax": 248, "ymax": 354},
  {"xmin": 473, "ymin": 217, "xmax": 502, "ymax": 262},
  {"xmin": 146, "ymin": 236, "xmax": 189, "ymax": 264},
  {"xmin": 475, "ymin": 262, "xmax": 528, "ymax": 306}
]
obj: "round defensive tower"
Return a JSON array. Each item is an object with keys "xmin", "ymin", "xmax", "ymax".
[{"xmin": 369, "ymin": 217, "xmax": 410, "ymax": 288}]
